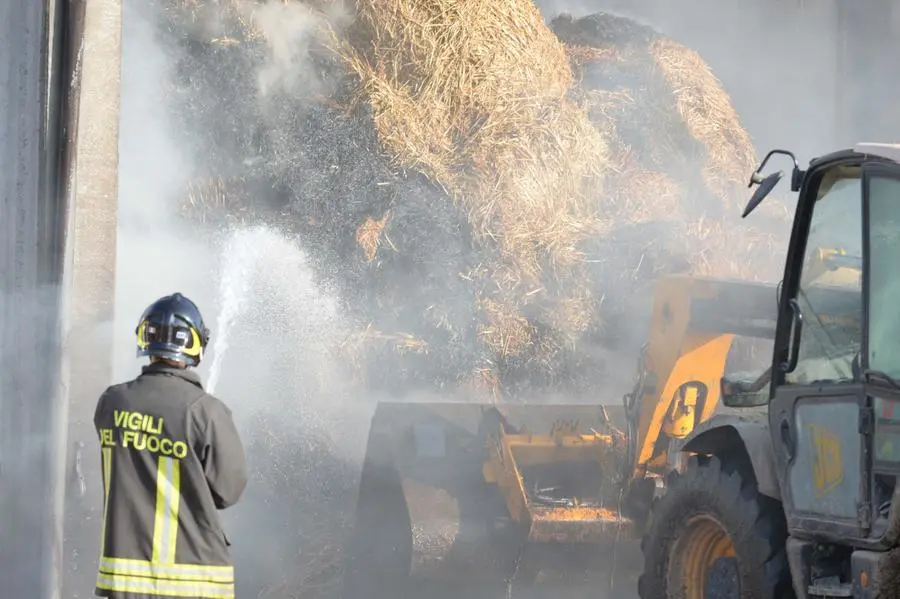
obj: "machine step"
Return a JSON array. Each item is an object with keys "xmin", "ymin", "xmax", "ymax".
[{"xmin": 808, "ymin": 576, "xmax": 853, "ymax": 597}]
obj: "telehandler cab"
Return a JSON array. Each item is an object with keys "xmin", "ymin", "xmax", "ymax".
[{"xmin": 640, "ymin": 142, "xmax": 900, "ymax": 598}]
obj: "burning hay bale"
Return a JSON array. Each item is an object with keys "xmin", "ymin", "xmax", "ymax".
[
  {"xmin": 146, "ymin": 4, "xmax": 803, "ymax": 596},
  {"xmin": 331, "ymin": 0, "xmax": 617, "ymax": 276},
  {"xmin": 326, "ymin": 0, "xmax": 624, "ymax": 388},
  {"xmin": 155, "ymin": 0, "xmax": 788, "ymax": 401}
]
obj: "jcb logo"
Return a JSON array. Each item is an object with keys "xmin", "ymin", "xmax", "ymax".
[{"xmin": 809, "ymin": 424, "xmax": 843, "ymax": 497}]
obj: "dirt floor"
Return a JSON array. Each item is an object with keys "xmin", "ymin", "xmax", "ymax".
[{"xmin": 349, "ymin": 540, "xmax": 643, "ymax": 599}]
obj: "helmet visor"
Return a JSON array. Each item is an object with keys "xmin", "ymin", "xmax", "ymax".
[{"xmin": 136, "ymin": 320, "xmax": 203, "ymax": 360}]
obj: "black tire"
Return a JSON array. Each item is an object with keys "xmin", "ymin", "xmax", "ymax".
[{"xmin": 638, "ymin": 455, "xmax": 793, "ymax": 599}]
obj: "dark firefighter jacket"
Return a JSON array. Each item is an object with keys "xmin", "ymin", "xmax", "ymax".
[{"xmin": 93, "ymin": 362, "xmax": 248, "ymax": 599}]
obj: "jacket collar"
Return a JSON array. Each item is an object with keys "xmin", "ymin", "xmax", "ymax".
[{"xmin": 141, "ymin": 362, "xmax": 204, "ymax": 389}]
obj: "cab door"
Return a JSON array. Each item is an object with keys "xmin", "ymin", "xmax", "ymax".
[
  {"xmin": 859, "ymin": 164, "xmax": 900, "ymax": 536},
  {"xmin": 768, "ymin": 160, "xmax": 871, "ymax": 542}
]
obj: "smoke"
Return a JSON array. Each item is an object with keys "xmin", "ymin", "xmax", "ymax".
[
  {"xmin": 114, "ymin": 0, "xmax": 211, "ymax": 375},
  {"xmin": 103, "ymin": 1, "xmax": 899, "ymax": 598},
  {"xmin": 0, "ymin": 288, "xmax": 67, "ymax": 599},
  {"xmin": 525, "ymin": 0, "xmax": 852, "ymax": 380},
  {"xmin": 198, "ymin": 227, "xmax": 369, "ymax": 598},
  {"xmin": 105, "ymin": 4, "xmax": 779, "ymax": 598},
  {"xmin": 534, "ymin": 0, "xmax": 843, "ymax": 157},
  {"xmin": 111, "ymin": 1, "xmax": 370, "ymax": 597},
  {"xmin": 253, "ymin": 0, "xmax": 346, "ymax": 98}
]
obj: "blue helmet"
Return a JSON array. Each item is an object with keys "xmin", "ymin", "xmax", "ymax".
[{"xmin": 135, "ymin": 293, "xmax": 210, "ymax": 367}]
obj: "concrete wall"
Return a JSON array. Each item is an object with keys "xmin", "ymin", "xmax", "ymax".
[
  {"xmin": 0, "ymin": 0, "xmax": 121, "ymax": 597},
  {"xmin": 60, "ymin": 0, "xmax": 123, "ymax": 596},
  {"xmin": 0, "ymin": 0, "xmax": 92, "ymax": 595},
  {"xmin": 0, "ymin": 0, "xmax": 72, "ymax": 596}
]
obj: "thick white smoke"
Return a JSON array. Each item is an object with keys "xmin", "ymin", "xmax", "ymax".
[
  {"xmin": 535, "ymin": 0, "xmax": 843, "ymax": 156},
  {"xmin": 113, "ymin": 1, "xmax": 370, "ymax": 597},
  {"xmin": 106, "ymin": 2, "xmax": 895, "ymax": 599}
]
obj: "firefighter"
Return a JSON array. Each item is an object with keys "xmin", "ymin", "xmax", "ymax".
[{"xmin": 93, "ymin": 292, "xmax": 248, "ymax": 599}]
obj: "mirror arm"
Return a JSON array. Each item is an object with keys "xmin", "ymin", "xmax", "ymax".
[
  {"xmin": 751, "ymin": 149, "xmax": 799, "ymax": 185},
  {"xmin": 790, "ymin": 167, "xmax": 806, "ymax": 192}
]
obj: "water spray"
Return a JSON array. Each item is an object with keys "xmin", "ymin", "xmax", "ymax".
[{"xmin": 206, "ymin": 226, "xmax": 269, "ymax": 394}]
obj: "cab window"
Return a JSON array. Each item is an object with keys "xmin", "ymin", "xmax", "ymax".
[
  {"xmin": 785, "ymin": 169, "xmax": 863, "ymax": 385},
  {"xmin": 867, "ymin": 175, "xmax": 900, "ymax": 378}
]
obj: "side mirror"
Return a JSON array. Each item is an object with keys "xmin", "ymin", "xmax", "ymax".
[
  {"xmin": 720, "ymin": 367, "xmax": 772, "ymax": 408},
  {"xmin": 742, "ymin": 171, "xmax": 783, "ymax": 218},
  {"xmin": 742, "ymin": 148, "xmax": 803, "ymax": 218},
  {"xmin": 721, "ymin": 384, "xmax": 767, "ymax": 408}
]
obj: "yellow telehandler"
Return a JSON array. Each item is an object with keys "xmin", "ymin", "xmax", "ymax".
[{"xmin": 342, "ymin": 142, "xmax": 898, "ymax": 599}]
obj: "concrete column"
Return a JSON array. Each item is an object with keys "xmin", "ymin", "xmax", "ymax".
[
  {"xmin": 0, "ymin": 0, "xmax": 68, "ymax": 596},
  {"xmin": 60, "ymin": 0, "xmax": 122, "ymax": 596}
]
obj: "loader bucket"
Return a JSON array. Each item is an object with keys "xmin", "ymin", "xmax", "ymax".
[{"xmin": 341, "ymin": 401, "xmax": 635, "ymax": 599}]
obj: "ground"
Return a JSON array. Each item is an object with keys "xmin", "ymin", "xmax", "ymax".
[{"xmin": 341, "ymin": 540, "xmax": 643, "ymax": 599}]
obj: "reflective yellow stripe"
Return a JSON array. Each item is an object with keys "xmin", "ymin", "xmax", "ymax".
[
  {"xmin": 152, "ymin": 456, "xmax": 181, "ymax": 563},
  {"xmin": 96, "ymin": 449, "xmax": 230, "ymax": 594},
  {"xmin": 99, "ymin": 447, "xmax": 112, "ymax": 557},
  {"xmin": 99, "ymin": 557, "xmax": 234, "ymax": 583},
  {"xmin": 96, "ymin": 572, "xmax": 234, "ymax": 599}
]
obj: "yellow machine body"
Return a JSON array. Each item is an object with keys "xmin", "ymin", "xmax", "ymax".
[
  {"xmin": 480, "ymin": 418, "xmax": 627, "ymax": 543},
  {"xmin": 474, "ymin": 275, "xmax": 781, "ymax": 546},
  {"xmin": 343, "ymin": 258, "xmax": 858, "ymax": 593}
]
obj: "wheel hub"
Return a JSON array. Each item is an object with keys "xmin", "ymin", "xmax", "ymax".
[
  {"xmin": 667, "ymin": 514, "xmax": 740, "ymax": 599},
  {"xmin": 705, "ymin": 556, "xmax": 739, "ymax": 599}
]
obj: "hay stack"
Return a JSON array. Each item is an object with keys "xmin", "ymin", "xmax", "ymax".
[
  {"xmin": 156, "ymin": 1, "xmax": 788, "ymax": 400},
  {"xmin": 335, "ymin": 0, "xmax": 608, "ymax": 271},
  {"xmin": 552, "ymin": 12, "xmax": 789, "ymax": 290},
  {"xmin": 332, "ymin": 0, "xmax": 616, "ymax": 364},
  {"xmin": 652, "ymin": 36, "xmax": 757, "ymax": 210}
]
